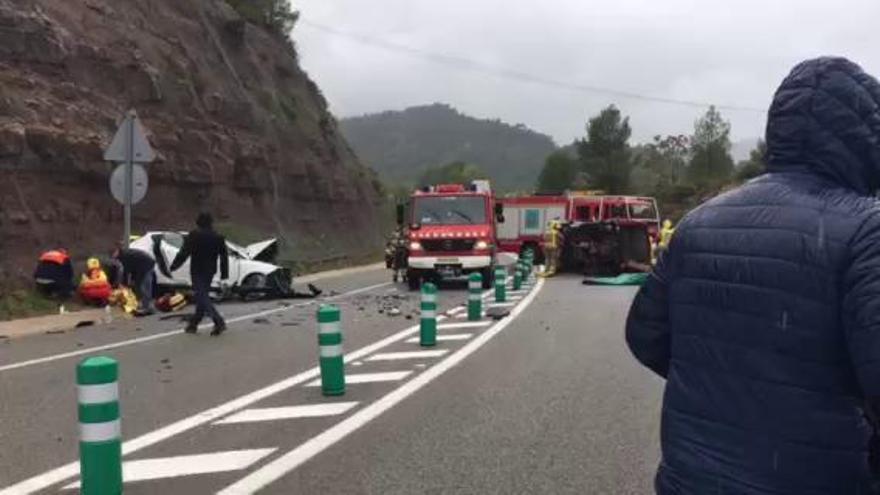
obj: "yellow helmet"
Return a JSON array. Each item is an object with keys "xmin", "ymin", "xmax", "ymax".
[
  {"xmin": 86, "ymin": 257, "xmax": 101, "ymax": 270},
  {"xmin": 663, "ymin": 219, "xmax": 673, "ymax": 229}
]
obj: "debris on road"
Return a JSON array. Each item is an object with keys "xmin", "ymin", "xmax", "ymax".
[
  {"xmin": 253, "ymin": 317, "xmax": 271, "ymax": 325},
  {"xmin": 486, "ymin": 307, "xmax": 510, "ymax": 320},
  {"xmin": 45, "ymin": 329, "xmax": 66, "ymax": 335},
  {"xmin": 74, "ymin": 320, "xmax": 95, "ymax": 328}
]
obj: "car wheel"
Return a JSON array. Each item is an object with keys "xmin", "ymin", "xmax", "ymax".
[{"xmin": 240, "ymin": 273, "xmax": 268, "ymax": 301}]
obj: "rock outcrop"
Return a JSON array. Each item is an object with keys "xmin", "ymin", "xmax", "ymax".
[{"xmin": 0, "ymin": 0, "xmax": 383, "ymax": 283}]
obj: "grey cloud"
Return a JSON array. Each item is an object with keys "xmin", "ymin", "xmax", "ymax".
[{"xmin": 293, "ymin": 0, "xmax": 880, "ymax": 145}]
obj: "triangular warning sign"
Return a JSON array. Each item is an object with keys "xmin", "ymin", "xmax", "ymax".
[{"xmin": 104, "ymin": 110, "xmax": 156, "ymax": 163}]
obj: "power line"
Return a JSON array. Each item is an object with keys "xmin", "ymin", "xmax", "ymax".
[{"xmin": 298, "ymin": 19, "xmax": 767, "ymax": 114}]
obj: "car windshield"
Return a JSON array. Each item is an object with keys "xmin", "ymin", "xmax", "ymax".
[
  {"xmin": 628, "ymin": 201, "xmax": 658, "ymax": 220},
  {"xmin": 413, "ymin": 196, "xmax": 487, "ymax": 225}
]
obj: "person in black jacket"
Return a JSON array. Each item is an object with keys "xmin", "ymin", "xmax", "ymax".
[
  {"xmin": 112, "ymin": 244, "xmax": 156, "ymax": 315},
  {"xmin": 170, "ymin": 213, "xmax": 229, "ymax": 335},
  {"xmin": 627, "ymin": 57, "xmax": 880, "ymax": 494}
]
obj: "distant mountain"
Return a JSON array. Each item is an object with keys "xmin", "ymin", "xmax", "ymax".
[
  {"xmin": 731, "ymin": 137, "xmax": 761, "ymax": 163},
  {"xmin": 340, "ymin": 103, "xmax": 557, "ymax": 190}
]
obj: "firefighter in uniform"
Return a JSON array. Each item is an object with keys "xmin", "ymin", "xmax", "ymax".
[
  {"xmin": 78, "ymin": 257, "xmax": 112, "ymax": 306},
  {"xmin": 658, "ymin": 219, "xmax": 675, "ymax": 250},
  {"xmin": 34, "ymin": 249, "xmax": 74, "ymax": 297},
  {"xmin": 540, "ymin": 220, "xmax": 562, "ymax": 278}
]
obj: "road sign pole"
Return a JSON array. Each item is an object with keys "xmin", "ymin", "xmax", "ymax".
[
  {"xmin": 420, "ymin": 282, "xmax": 437, "ymax": 347},
  {"xmin": 77, "ymin": 356, "xmax": 122, "ymax": 495},
  {"xmin": 123, "ymin": 113, "xmax": 134, "ymax": 247},
  {"xmin": 317, "ymin": 305, "xmax": 345, "ymax": 396},
  {"xmin": 468, "ymin": 273, "xmax": 482, "ymax": 321}
]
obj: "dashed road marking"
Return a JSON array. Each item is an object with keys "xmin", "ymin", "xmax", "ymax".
[
  {"xmin": 438, "ymin": 322, "xmax": 491, "ymax": 329},
  {"xmin": 405, "ymin": 333, "xmax": 473, "ymax": 343},
  {"xmin": 305, "ymin": 371, "xmax": 413, "ymax": 387},
  {"xmin": 366, "ymin": 350, "xmax": 450, "ymax": 361},
  {"xmin": 63, "ymin": 449, "xmax": 276, "ymax": 488},
  {"xmin": 214, "ymin": 402, "xmax": 360, "ymax": 425},
  {"xmin": 487, "ymin": 302, "xmax": 517, "ymax": 308}
]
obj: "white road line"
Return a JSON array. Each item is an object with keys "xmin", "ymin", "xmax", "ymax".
[
  {"xmin": 446, "ymin": 307, "xmax": 465, "ymax": 315},
  {"xmin": 438, "ymin": 322, "xmax": 491, "ymax": 329},
  {"xmin": 366, "ymin": 350, "xmax": 449, "ymax": 361},
  {"xmin": 487, "ymin": 302, "xmax": 517, "ymax": 308},
  {"xmin": 62, "ymin": 449, "xmax": 276, "ymax": 488},
  {"xmin": 405, "ymin": 333, "xmax": 473, "ymax": 343},
  {"xmin": 0, "ymin": 311, "xmax": 441, "ymax": 495},
  {"xmin": 0, "ymin": 282, "xmax": 392, "ymax": 373},
  {"xmin": 214, "ymin": 402, "xmax": 359, "ymax": 425},
  {"xmin": 218, "ymin": 278, "xmax": 545, "ymax": 494},
  {"xmin": 454, "ymin": 312, "xmax": 486, "ymax": 319},
  {"xmin": 305, "ymin": 371, "xmax": 412, "ymax": 386}
]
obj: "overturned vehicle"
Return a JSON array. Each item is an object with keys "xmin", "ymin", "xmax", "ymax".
[
  {"xmin": 130, "ymin": 232, "xmax": 319, "ymax": 300},
  {"xmin": 561, "ymin": 221, "xmax": 652, "ymax": 277}
]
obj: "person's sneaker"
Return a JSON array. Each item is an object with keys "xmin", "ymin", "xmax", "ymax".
[
  {"xmin": 184, "ymin": 323, "xmax": 198, "ymax": 334},
  {"xmin": 210, "ymin": 323, "xmax": 227, "ymax": 336}
]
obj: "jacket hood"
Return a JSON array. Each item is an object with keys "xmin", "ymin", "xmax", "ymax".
[{"xmin": 766, "ymin": 57, "xmax": 880, "ymax": 194}]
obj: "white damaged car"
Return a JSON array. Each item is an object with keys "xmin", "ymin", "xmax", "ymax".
[{"xmin": 130, "ymin": 231, "xmax": 294, "ymax": 299}]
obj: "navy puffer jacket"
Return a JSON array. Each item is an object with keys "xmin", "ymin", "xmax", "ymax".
[{"xmin": 627, "ymin": 57, "xmax": 880, "ymax": 494}]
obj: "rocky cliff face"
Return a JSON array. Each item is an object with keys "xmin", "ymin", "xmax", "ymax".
[{"xmin": 0, "ymin": 0, "xmax": 383, "ymax": 283}]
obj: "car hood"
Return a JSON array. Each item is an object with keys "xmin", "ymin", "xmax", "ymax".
[{"xmin": 243, "ymin": 239, "xmax": 279, "ymax": 261}]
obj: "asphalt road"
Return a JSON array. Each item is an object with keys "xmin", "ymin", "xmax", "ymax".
[{"xmin": 0, "ymin": 269, "xmax": 663, "ymax": 494}]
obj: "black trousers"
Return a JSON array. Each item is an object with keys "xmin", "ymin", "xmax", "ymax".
[{"xmin": 191, "ymin": 274, "xmax": 224, "ymax": 327}]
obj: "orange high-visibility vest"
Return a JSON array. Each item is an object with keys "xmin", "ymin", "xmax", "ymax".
[{"xmin": 39, "ymin": 250, "xmax": 69, "ymax": 265}]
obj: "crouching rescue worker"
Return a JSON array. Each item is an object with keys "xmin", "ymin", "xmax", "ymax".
[
  {"xmin": 626, "ymin": 57, "xmax": 880, "ymax": 494},
  {"xmin": 171, "ymin": 213, "xmax": 229, "ymax": 336},
  {"xmin": 78, "ymin": 257, "xmax": 112, "ymax": 306},
  {"xmin": 112, "ymin": 244, "xmax": 156, "ymax": 315},
  {"xmin": 33, "ymin": 248, "xmax": 74, "ymax": 298}
]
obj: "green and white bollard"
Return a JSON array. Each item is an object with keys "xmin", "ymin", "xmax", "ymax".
[
  {"xmin": 494, "ymin": 267, "xmax": 507, "ymax": 302},
  {"xmin": 513, "ymin": 264, "xmax": 522, "ymax": 291},
  {"xmin": 77, "ymin": 356, "xmax": 122, "ymax": 495},
  {"xmin": 468, "ymin": 272, "xmax": 483, "ymax": 321},
  {"xmin": 420, "ymin": 282, "xmax": 438, "ymax": 347},
  {"xmin": 317, "ymin": 304, "xmax": 345, "ymax": 396},
  {"xmin": 525, "ymin": 250, "xmax": 535, "ymax": 282}
]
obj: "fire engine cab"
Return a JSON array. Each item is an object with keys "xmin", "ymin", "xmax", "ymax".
[{"xmin": 402, "ymin": 181, "xmax": 503, "ymax": 290}]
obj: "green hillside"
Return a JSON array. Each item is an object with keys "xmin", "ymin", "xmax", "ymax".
[{"xmin": 339, "ymin": 103, "xmax": 557, "ymax": 191}]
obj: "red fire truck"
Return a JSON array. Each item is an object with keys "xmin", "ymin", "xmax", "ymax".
[
  {"xmin": 401, "ymin": 181, "xmax": 504, "ymax": 290},
  {"xmin": 497, "ymin": 193, "xmax": 659, "ymax": 273}
]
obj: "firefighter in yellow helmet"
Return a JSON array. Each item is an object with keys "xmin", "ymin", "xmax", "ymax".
[
  {"xmin": 540, "ymin": 219, "xmax": 562, "ymax": 277},
  {"xmin": 78, "ymin": 257, "xmax": 112, "ymax": 305},
  {"xmin": 659, "ymin": 219, "xmax": 675, "ymax": 249}
]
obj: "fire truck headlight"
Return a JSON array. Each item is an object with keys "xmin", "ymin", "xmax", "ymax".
[
  {"xmin": 475, "ymin": 240, "xmax": 490, "ymax": 250},
  {"xmin": 409, "ymin": 241, "xmax": 423, "ymax": 251}
]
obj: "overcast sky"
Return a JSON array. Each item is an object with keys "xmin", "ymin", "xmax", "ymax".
[{"xmin": 292, "ymin": 0, "xmax": 880, "ymax": 147}]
